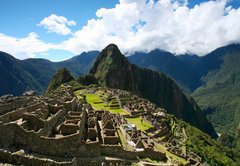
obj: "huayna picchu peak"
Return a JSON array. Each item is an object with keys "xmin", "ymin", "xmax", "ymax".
[{"xmin": 88, "ymin": 44, "xmax": 217, "ymax": 138}]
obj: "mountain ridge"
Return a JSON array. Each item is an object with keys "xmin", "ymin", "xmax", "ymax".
[{"xmin": 0, "ymin": 51, "xmax": 99, "ymax": 96}]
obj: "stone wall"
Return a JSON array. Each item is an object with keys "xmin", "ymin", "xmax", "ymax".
[
  {"xmin": 0, "ymin": 149, "xmax": 72, "ymax": 166},
  {"xmin": 62, "ymin": 97, "xmax": 78, "ymax": 111},
  {"xmin": 0, "ymin": 97, "xmax": 34, "ymax": 116},
  {"xmin": 0, "ymin": 122, "xmax": 80, "ymax": 157},
  {"xmin": 100, "ymin": 145, "xmax": 167, "ymax": 161},
  {"xmin": 78, "ymin": 110, "xmax": 86, "ymax": 141},
  {"xmin": 103, "ymin": 136, "xmax": 119, "ymax": 145},
  {"xmin": 0, "ymin": 102, "xmax": 45, "ymax": 123},
  {"xmin": 48, "ymin": 104, "xmax": 64, "ymax": 114},
  {"xmin": 39, "ymin": 108, "xmax": 67, "ymax": 136},
  {"xmin": 22, "ymin": 113, "xmax": 44, "ymax": 132},
  {"xmin": 60, "ymin": 124, "xmax": 79, "ymax": 135},
  {"xmin": 78, "ymin": 142, "xmax": 101, "ymax": 157}
]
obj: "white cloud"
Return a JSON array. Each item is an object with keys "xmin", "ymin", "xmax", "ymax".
[
  {"xmin": 59, "ymin": 0, "xmax": 240, "ymax": 56},
  {"xmin": 0, "ymin": 32, "xmax": 54, "ymax": 59},
  {"xmin": 39, "ymin": 14, "xmax": 76, "ymax": 35},
  {"xmin": 1, "ymin": 0, "xmax": 240, "ymax": 60}
]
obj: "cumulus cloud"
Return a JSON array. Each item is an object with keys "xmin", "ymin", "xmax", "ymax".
[
  {"xmin": 0, "ymin": 32, "xmax": 54, "ymax": 59},
  {"xmin": 1, "ymin": 0, "xmax": 240, "ymax": 59},
  {"xmin": 59, "ymin": 0, "xmax": 240, "ymax": 56},
  {"xmin": 39, "ymin": 14, "xmax": 76, "ymax": 35}
]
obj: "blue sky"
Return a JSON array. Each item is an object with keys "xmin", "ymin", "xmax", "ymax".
[{"xmin": 0, "ymin": 0, "xmax": 240, "ymax": 61}]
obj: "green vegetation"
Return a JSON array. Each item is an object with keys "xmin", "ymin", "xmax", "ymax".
[
  {"xmin": 66, "ymin": 80, "xmax": 84, "ymax": 91},
  {"xmin": 85, "ymin": 94, "xmax": 128, "ymax": 115},
  {"xmin": 0, "ymin": 51, "xmax": 99, "ymax": 96},
  {"xmin": 192, "ymin": 45, "xmax": 240, "ymax": 136},
  {"xmin": 45, "ymin": 68, "xmax": 74, "ymax": 96},
  {"xmin": 154, "ymin": 142, "xmax": 188, "ymax": 165},
  {"xmin": 126, "ymin": 117, "xmax": 153, "ymax": 131},
  {"xmin": 179, "ymin": 120, "xmax": 238, "ymax": 166}
]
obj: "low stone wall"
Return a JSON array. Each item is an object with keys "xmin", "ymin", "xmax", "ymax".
[
  {"xmin": 100, "ymin": 145, "xmax": 167, "ymax": 161},
  {"xmin": 0, "ymin": 122, "xmax": 80, "ymax": 157},
  {"xmin": 0, "ymin": 102, "xmax": 45, "ymax": 123},
  {"xmin": 0, "ymin": 149, "xmax": 72, "ymax": 166},
  {"xmin": 103, "ymin": 136, "xmax": 119, "ymax": 145},
  {"xmin": 62, "ymin": 97, "xmax": 78, "ymax": 111},
  {"xmin": 154, "ymin": 126, "xmax": 169, "ymax": 138},
  {"xmin": 60, "ymin": 124, "xmax": 79, "ymax": 135},
  {"xmin": 22, "ymin": 113, "xmax": 44, "ymax": 132},
  {"xmin": 100, "ymin": 145, "xmax": 137, "ymax": 160},
  {"xmin": 78, "ymin": 142, "xmax": 101, "ymax": 157},
  {"xmin": 0, "ymin": 97, "xmax": 34, "ymax": 116},
  {"xmin": 78, "ymin": 110, "xmax": 86, "ymax": 141},
  {"xmin": 48, "ymin": 104, "xmax": 64, "ymax": 114},
  {"xmin": 40, "ymin": 108, "xmax": 67, "ymax": 136}
]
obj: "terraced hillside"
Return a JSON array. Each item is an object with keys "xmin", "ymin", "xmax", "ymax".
[{"xmin": 72, "ymin": 86, "xmax": 237, "ymax": 165}]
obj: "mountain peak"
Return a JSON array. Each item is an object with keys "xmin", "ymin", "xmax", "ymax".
[
  {"xmin": 45, "ymin": 68, "xmax": 74, "ymax": 96},
  {"xmin": 100, "ymin": 43, "xmax": 125, "ymax": 59},
  {"xmin": 89, "ymin": 44, "xmax": 130, "ymax": 85}
]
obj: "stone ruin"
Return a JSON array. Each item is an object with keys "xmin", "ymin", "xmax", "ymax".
[{"xmin": 0, "ymin": 89, "xmax": 167, "ymax": 165}]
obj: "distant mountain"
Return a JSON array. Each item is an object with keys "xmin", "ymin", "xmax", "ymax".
[
  {"xmin": 0, "ymin": 51, "xmax": 98, "ymax": 96},
  {"xmin": 89, "ymin": 44, "xmax": 217, "ymax": 137},
  {"xmin": 128, "ymin": 50, "xmax": 201, "ymax": 92},
  {"xmin": 0, "ymin": 52, "xmax": 43, "ymax": 95},
  {"xmin": 128, "ymin": 44, "xmax": 240, "ymax": 135},
  {"xmin": 193, "ymin": 44, "xmax": 240, "ymax": 134}
]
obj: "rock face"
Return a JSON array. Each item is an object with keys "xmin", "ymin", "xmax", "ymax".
[
  {"xmin": 45, "ymin": 68, "xmax": 74, "ymax": 96},
  {"xmin": 90, "ymin": 44, "xmax": 217, "ymax": 137}
]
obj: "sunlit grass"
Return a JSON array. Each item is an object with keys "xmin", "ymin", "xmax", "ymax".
[
  {"xmin": 126, "ymin": 117, "xmax": 153, "ymax": 131},
  {"xmin": 154, "ymin": 143, "xmax": 188, "ymax": 165},
  {"xmin": 85, "ymin": 94, "xmax": 128, "ymax": 115}
]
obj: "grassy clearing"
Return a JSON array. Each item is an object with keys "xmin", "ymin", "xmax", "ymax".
[
  {"xmin": 85, "ymin": 94, "xmax": 128, "ymax": 115},
  {"xmin": 126, "ymin": 117, "xmax": 153, "ymax": 131}
]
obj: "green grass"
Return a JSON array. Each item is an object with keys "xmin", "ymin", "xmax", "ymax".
[
  {"xmin": 85, "ymin": 94, "xmax": 128, "ymax": 115},
  {"xmin": 126, "ymin": 117, "xmax": 153, "ymax": 131},
  {"xmin": 117, "ymin": 129, "xmax": 133, "ymax": 150},
  {"xmin": 154, "ymin": 143, "xmax": 188, "ymax": 165},
  {"xmin": 74, "ymin": 90, "xmax": 83, "ymax": 99}
]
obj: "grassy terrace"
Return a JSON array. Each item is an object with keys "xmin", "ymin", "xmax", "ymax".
[
  {"xmin": 85, "ymin": 94, "xmax": 128, "ymax": 115},
  {"xmin": 154, "ymin": 143, "xmax": 188, "ymax": 165},
  {"xmin": 126, "ymin": 117, "xmax": 153, "ymax": 131}
]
